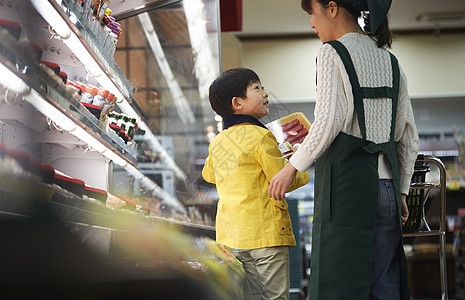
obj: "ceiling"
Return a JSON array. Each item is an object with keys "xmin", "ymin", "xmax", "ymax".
[
  {"xmin": 110, "ymin": 0, "xmax": 465, "ymax": 38},
  {"xmin": 237, "ymin": 0, "xmax": 465, "ymax": 37}
]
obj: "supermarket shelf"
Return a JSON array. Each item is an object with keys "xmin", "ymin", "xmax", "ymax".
[
  {"xmin": 0, "ymin": 171, "xmax": 214, "ymax": 239},
  {"xmin": 37, "ymin": 0, "xmax": 187, "ymax": 180},
  {"xmin": 53, "ymin": 0, "xmax": 135, "ymax": 102},
  {"xmin": 0, "ymin": 31, "xmax": 137, "ymax": 164}
]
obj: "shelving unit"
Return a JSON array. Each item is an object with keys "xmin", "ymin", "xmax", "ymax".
[
  {"xmin": 404, "ymin": 155, "xmax": 448, "ymax": 299},
  {"xmin": 0, "ymin": 3, "xmax": 228, "ymax": 296},
  {"xmin": 0, "ymin": 0, "xmax": 195, "ymax": 211}
]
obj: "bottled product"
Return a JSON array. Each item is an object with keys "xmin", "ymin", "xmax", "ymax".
[
  {"xmin": 101, "ymin": 92, "xmax": 115, "ymax": 116},
  {"xmin": 97, "ymin": 0, "xmax": 111, "ymax": 22},
  {"xmin": 117, "ymin": 114, "xmax": 128, "ymax": 131},
  {"xmin": 126, "ymin": 117, "xmax": 136, "ymax": 139},
  {"xmin": 66, "ymin": 80, "xmax": 81, "ymax": 95},
  {"xmin": 108, "ymin": 112, "xmax": 121, "ymax": 134},
  {"xmin": 81, "ymin": 85, "xmax": 98, "ymax": 103},
  {"xmin": 92, "ymin": 87, "xmax": 109, "ymax": 108}
]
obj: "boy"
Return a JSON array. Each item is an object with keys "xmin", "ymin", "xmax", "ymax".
[{"xmin": 202, "ymin": 68, "xmax": 309, "ymax": 300}]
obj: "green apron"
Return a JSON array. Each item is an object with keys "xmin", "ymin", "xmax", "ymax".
[{"xmin": 309, "ymin": 40, "xmax": 410, "ymax": 299}]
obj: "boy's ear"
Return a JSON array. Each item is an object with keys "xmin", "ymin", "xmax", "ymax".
[{"xmin": 231, "ymin": 97, "xmax": 242, "ymax": 111}]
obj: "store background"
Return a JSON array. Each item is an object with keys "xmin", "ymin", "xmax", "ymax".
[
  {"xmin": 217, "ymin": 0, "xmax": 465, "ymax": 299},
  {"xmin": 0, "ymin": 0, "xmax": 464, "ymax": 298}
]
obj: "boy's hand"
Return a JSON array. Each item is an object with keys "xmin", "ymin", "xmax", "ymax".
[{"xmin": 269, "ymin": 163, "xmax": 297, "ymax": 200}]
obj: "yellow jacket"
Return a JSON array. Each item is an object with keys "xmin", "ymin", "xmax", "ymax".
[{"xmin": 202, "ymin": 124, "xmax": 309, "ymax": 249}]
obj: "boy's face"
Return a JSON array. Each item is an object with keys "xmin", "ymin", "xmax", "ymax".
[{"xmin": 234, "ymin": 81, "xmax": 269, "ymax": 119}]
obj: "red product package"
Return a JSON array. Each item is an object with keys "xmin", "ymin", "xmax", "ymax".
[{"xmin": 266, "ymin": 112, "xmax": 311, "ymax": 157}]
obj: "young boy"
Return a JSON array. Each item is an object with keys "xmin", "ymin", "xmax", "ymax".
[{"xmin": 202, "ymin": 68, "xmax": 309, "ymax": 300}]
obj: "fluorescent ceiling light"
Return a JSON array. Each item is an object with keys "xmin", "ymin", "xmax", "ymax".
[
  {"xmin": 30, "ymin": 0, "xmax": 71, "ymax": 39},
  {"xmin": 138, "ymin": 12, "xmax": 196, "ymax": 124},
  {"xmin": 23, "ymin": 90, "xmax": 76, "ymax": 132},
  {"xmin": 103, "ymin": 148, "xmax": 128, "ymax": 167},
  {"xmin": 183, "ymin": 0, "xmax": 218, "ymax": 102},
  {"xmin": 0, "ymin": 63, "xmax": 31, "ymax": 94}
]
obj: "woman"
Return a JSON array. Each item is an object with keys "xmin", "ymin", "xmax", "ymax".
[{"xmin": 268, "ymin": 0, "xmax": 419, "ymax": 299}]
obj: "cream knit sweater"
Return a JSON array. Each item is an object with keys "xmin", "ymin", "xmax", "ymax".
[{"xmin": 289, "ymin": 32, "xmax": 419, "ymax": 194}]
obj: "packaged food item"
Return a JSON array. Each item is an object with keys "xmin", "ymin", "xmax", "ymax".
[
  {"xmin": 101, "ymin": 92, "xmax": 115, "ymax": 117},
  {"xmin": 266, "ymin": 112, "xmax": 311, "ymax": 157},
  {"xmin": 81, "ymin": 85, "xmax": 98, "ymax": 103},
  {"xmin": 83, "ymin": 185, "xmax": 108, "ymax": 204},
  {"xmin": 97, "ymin": 0, "xmax": 111, "ymax": 22},
  {"xmin": 92, "ymin": 87, "xmax": 109, "ymax": 108},
  {"xmin": 116, "ymin": 114, "xmax": 128, "ymax": 132},
  {"xmin": 0, "ymin": 19, "xmax": 21, "ymax": 40},
  {"xmin": 126, "ymin": 117, "xmax": 136, "ymax": 140},
  {"xmin": 81, "ymin": 102, "xmax": 102, "ymax": 119},
  {"xmin": 40, "ymin": 61, "xmax": 60, "ymax": 76},
  {"xmin": 117, "ymin": 114, "xmax": 128, "ymax": 141},
  {"xmin": 108, "ymin": 112, "xmax": 120, "ymax": 132},
  {"xmin": 66, "ymin": 80, "xmax": 82, "ymax": 97},
  {"xmin": 58, "ymin": 71, "xmax": 68, "ymax": 85},
  {"xmin": 52, "ymin": 171, "xmax": 86, "ymax": 198}
]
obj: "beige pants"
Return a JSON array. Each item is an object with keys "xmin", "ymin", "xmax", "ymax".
[{"xmin": 233, "ymin": 246, "xmax": 290, "ymax": 300}]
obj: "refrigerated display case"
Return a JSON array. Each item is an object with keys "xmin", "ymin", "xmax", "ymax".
[{"xmin": 0, "ymin": 0, "xmax": 243, "ymax": 297}]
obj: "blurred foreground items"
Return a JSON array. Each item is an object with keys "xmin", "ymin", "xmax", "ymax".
[{"xmin": 0, "ymin": 149, "xmax": 245, "ymax": 299}]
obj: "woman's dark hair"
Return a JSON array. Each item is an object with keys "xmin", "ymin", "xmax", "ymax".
[
  {"xmin": 208, "ymin": 67, "xmax": 260, "ymax": 118},
  {"xmin": 301, "ymin": 0, "xmax": 393, "ymax": 48}
]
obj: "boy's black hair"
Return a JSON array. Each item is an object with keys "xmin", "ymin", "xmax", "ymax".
[{"xmin": 208, "ymin": 67, "xmax": 261, "ymax": 118}]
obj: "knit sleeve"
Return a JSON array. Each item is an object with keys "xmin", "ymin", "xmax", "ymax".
[
  {"xmin": 290, "ymin": 44, "xmax": 347, "ymax": 171},
  {"xmin": 395, "ymin": 68, "xmax": 419, "ymax": 194}
]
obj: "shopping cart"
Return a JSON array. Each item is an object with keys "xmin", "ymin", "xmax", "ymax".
[{"xmin": 403, "ymin": 154, "xmax": 448, "ymax": 300}]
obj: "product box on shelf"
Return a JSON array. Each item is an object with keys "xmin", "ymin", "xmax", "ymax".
[
  {"xmin": 83, "ymin": 185, "xmax": 108, "ymax": 204},
  {"xmin": 266, "ymin": 112, "xmax": 312, "ymax": 157}
]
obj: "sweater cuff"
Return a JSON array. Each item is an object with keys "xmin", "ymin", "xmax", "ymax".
[
  {"xmin": 400, "ymin": 173, "xmax": 413, "ymax": 195},
  {"xmin": 289, "ymin": 150, "xmax": 313, "ymax": 172}
]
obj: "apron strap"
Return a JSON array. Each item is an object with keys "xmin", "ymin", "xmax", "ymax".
[
  {"xmin": 325, "ymin": 40, "xmax": 401, "ymax": 142},
  {"xmin": 388, "ymin": 53, "xmax": 400, "ymax": 141},
  {"xmin": 325, "ymin": 40, "xmax": 367, "ymax": 140}
]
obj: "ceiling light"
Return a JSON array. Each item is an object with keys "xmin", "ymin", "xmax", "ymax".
[
  {"xmin": 30, "ymin": 0, "xmax": 71, "ymax": 39},
  {"xmin": 23, "ymin": 90, "xmax": 76, "ymax": 132},
  {"xmin": 416, "ymin": 11, "xmax": 465, "ymax": 23},
  {"xmin": 0, "ymin": 63, "xmax": 30, "ymax": 94}
]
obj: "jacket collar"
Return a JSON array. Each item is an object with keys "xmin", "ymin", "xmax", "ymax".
[{"xmin": 223, "ymin": 114, "xmax": 268, "ymax": 130}]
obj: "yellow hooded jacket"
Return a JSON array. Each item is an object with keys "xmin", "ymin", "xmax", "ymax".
[{"xmin": 202, "ymin": 123, "xmax": 309, "ymax": 249}]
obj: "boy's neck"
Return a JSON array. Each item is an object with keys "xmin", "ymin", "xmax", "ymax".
[{"xmin": 223, "ymin": 114, "xmax": 267, "ymax": 130}]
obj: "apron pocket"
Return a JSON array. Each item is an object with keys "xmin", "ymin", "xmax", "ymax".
[
  {"xmin": 271, "ymin": 198, "xmax": 293, "ymax": 235},
  {"xmin": 315, "ymin": 163, "xmax": 332, "ymax": 223}
]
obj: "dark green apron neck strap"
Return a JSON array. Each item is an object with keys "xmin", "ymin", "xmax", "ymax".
[
  {"xmin": 388, "ymin": 53, "xmax": 400, "ymax": 141},
  {"xmin": 324, "ymin": 40, "xmax": 401, "ymax": 142},
  {"xmin": 325, "ymin": 40, "xmax": 367, "ymax": 139}
]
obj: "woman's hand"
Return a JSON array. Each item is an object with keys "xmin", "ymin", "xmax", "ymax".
[
  {"xmin": 401, "ymin": 194, "xmax": 409, "ymax": 225},
  {"xmin": 269, "ymin": 163, "xmax": 297, "ymax": 200}
]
